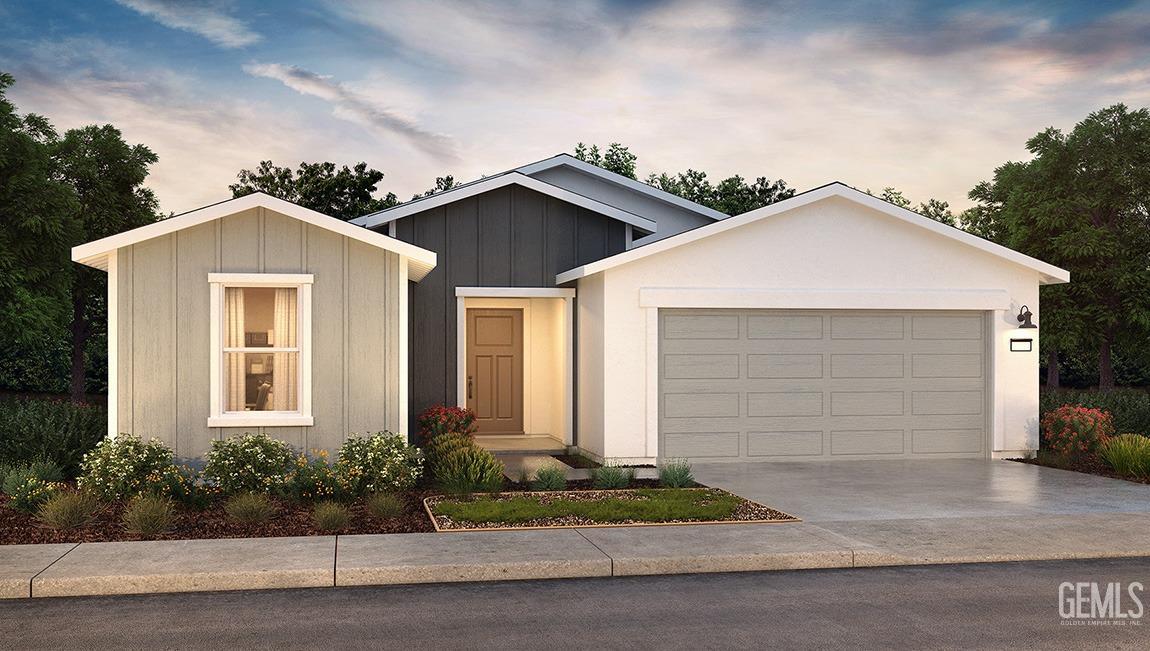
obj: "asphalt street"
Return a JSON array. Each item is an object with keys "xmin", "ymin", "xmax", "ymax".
[{"xmin": 1, "ymin": 558, "xmax": 1147, "ymax": 649}]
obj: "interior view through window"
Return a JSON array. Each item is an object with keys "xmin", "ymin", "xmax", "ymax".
[{"xmin": 223, "ymin": 286, "xmax": 299, "ymax": 412}]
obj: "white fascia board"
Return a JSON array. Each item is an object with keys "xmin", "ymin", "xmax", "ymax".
[
  {"xmin": 71, "ymin": 192, "xmax": 439, "ymax": 282},
  {"xmin": 455, "ymin": 286, "xmax": 576, "ymax": 298},
  {"xmin": 555, "ymin": 183, "xmax": 1071, "ymax": 285},
  {"xmin": 516, "ymin": 154, "xmax": 729, "ymax": 222},
  {"xmin": 352, "ymin": 172, "xmax": 657, "ymax": 233},
  {"xmin": 638, "ymin": 287, "xmax": 1012, "ymax": 311}
]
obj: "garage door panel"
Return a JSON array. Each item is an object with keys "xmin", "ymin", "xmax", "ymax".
[
  {"xmin": 831, "ymin": 430, "xmax": 905, "ymax": 455},
  {"xmin": 660, "ymin": 309, "xmax": 987, "ymax": 460},
  {"xmin": 748, "ymin": 431, "xmax": 823, "ymax": 456},
  {"xmin": 830, "ymin": 391, "xmax": 904, "ymax": 416},
  {"xmin": 663, "ymin": 392, "xmax": 740, "ymax": 418},
  {"xmin": 746, "ymin": 392, "xmax": 824, "ymax": 417},
  {"xmin": 831, "ymin": 354, "xmax": 904, "ymax": 378}
]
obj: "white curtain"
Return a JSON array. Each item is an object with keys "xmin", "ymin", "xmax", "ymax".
[
  {"xmin": 224, "ymin": 287, "xmax": 245, "ymax": 411},
  {"xmin": 272, "ymin": 288, "xmax": 298, "ymax": 411}
]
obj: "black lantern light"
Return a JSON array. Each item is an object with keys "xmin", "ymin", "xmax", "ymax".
[{"xmin": 1016, "ymin": 305, "xmax": 1036, "ymax": 329}]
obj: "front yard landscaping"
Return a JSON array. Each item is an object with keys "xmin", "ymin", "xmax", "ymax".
[
  {"xmin": 426, "ymin": 487, "xmax": 796, "ymax": 531},
  {"xmin": 1018, "ymin": 400, "xmax": 1150, "ymax": 484}
]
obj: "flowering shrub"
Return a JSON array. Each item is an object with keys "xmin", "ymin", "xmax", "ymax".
[
  {"xmin": 1041, "ymin": 404, "xmax": 1114, "ymax": 461},
  {"xmin": 140, "ymin": 464, "xmax": 213, "ymax": 509},
  {"xmin": 6, "ymin": 474, "xmax": 63, "ymax": 512},
  {"xmin": 203, "ymin": 433, "xmax": 296, "ymax": 494},
  {"xmin": 418, "ymin": 405, "xmax": 477, "ymax": 442},
  {"xmin": 336, "ymin": 432, "xmax": 423, "ymax": 495},
  {"xmin": 283, "ymin": 450, "xmax": 349, "ymax": 502},
  {"xmin": 78, "ymin": 435, "xmax": 175, "ymax": 501}
]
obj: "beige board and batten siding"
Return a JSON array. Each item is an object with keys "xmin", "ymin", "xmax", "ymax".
[
  {"xmin": 658, "ymin": 309, "xmax": 988, "ymax": 460},
  {"xmin": 115, "ymin": 207, "xmax": 401, "ymax": 458}
]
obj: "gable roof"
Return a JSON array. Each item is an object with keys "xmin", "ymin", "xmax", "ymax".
[
  {"xmin": 72, "ymin": 193, "xmax": 438, "ymax": 281},
  {"xmin": 515, "ymin": 154, "xmax": 729, "ymax": 222},
  {"xmin": 351, "ymin": 171, "xmax": 657, "ymax": 232},
  {"xmin": 555, "ymin": 182, "xmax": 1071, "ymax": 285}
]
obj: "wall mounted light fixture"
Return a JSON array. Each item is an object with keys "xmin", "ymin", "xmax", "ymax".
[{"xmin": 1016, "ymin": 305, "xmax": 1037, "ymax": 329}]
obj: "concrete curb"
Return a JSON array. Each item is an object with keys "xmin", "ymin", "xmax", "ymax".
[{"xmin": 4, "ymin": 521, "xmax": 1150, "ymax": 599}]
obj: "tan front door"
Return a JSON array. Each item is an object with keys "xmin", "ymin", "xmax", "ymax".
[{"xmin": 466, "ymin": 308, "xmax": 524, "ymax": 435}]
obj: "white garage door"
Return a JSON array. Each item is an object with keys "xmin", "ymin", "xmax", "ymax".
[{"xmin": 658, "ymin": 309, "xmax": 988, "ymax": 460}]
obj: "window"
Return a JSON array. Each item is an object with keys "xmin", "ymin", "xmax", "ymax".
[{"xmin": 208, "ymin": 274, "xmax": 313, "ymax": 427}]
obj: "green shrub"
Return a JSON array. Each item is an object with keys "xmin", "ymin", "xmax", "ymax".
[
  {"xmin": 224, "ymin": 493, "xmax": 277, "ymax": 525},
  {"xmin": 591, "ymin": 463, "xmax": 635, "ymax": 490},
  {"xmin": 336, "ymin": 432, "xmax": 423, "ymax": 495},
  {"xmin": 123, "ymin": 495, "xmax": 175, "ymax": 537},
  {"xmin": 365, "ymin": 492, "xmax": 405, "ymax": 518},
  {"xmin": 417, "ymin": 405, "xmax": 477, "ymax": 441},
  {"xmin": 0, "ymin": 397, "xmax": 106, "ymax": 477},
  {"xmin": 426, "ymin": 432, "xmax": 474, "ymax": 480},
  {"xmin": 2, "ymin": 461, "xmax": 64, "ymax": 495},
  {"xmin": 1041, "ymin": 389, "xmax": 1150, "ymax": 437},
  {"xmin": 437, "ymin": 446, "xmax": 504, "ymax": 494},
  {"xmin": 1041, "ymin": 404, "xmax": 1115, "ymax": 461},
  {"xmin": 4, "ymin": 472, "xmax": 63, "ymax": 512},
  {"xmin": 283, "ymin": 450, "xmax": 347, "ymax": 502},
  {"xmin": 36, "ymin": 491, "xmax": 101, "ymax": 530},
  {"xmin": 78, "ymin": 435, "xmax": 174, "ymax": 501},
  {"xmin": 530, "ymin": 466, "xmax": 567, "ymax": 491},
  {"xmin": 139, "ymin": 464, "xmax": 212, "ymax": 509},
  {"xmin": 312, "ymin": 501, "xmax": 351, "ymax": 531},
  {"xmin": 203, "ymin": 433, "xmax": 295, "ymax": 494},
  {"xmin": 1099, "ymin": 434, "xmax": 1150, "ymax": 479},
  {"xmin": 658, "ymin": 459, "xmax": 695, "ymax": 488}
]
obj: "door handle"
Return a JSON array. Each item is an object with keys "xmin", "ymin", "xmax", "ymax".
[{"xmin": 467, "ymin": 375, "xmax": 473, "ymax": 400}]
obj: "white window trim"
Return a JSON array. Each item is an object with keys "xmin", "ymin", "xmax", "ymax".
[{"xmin": 208, "ymin": 273, "xmax": 314, "ymax": 428}]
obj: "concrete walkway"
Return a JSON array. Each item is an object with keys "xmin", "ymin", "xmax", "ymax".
[{"xmin": 3, "ymin": 460, "xmax": 1149, "ymax": 599}]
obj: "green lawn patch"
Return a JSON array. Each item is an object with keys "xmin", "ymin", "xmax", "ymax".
[{"xmin": 427, "ymin": 488, "xmax": 796, "ymax": 530}]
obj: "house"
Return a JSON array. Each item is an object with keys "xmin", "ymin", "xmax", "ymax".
[{"xmin": 73, "ymin": 155, "xmax": 1069, "ymax": 463}]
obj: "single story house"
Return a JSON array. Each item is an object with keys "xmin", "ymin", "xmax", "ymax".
[{"xmin": 73, "ymin": 155, "xmax": 1069, "ymax": 463}]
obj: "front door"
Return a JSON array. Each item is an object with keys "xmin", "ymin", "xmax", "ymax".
[{"xmin": 466, "ymin": 308, "xmax": 524, "ymax": 435}]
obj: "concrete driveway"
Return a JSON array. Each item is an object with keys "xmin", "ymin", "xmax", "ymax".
[{"xmin": 693, "ymin": 459, "xmax": 1150, "ymax": 522}]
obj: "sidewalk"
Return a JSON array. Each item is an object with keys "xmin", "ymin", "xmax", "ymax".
[{"xmin": 5, "ymin": 511, "xmax": 1150, "ymax": 599}]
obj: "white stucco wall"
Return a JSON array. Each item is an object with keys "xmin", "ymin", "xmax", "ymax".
[{"xmin": 575, "ymin": 195, "xmax": 1048, "ymax": 462}]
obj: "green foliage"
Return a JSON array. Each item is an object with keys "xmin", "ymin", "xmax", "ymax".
[
  {"xmin": 969, "ymin": 104, "xmax": 1150, "ymax": 389},
  {"xmin": 412, "ymin": 175, "xmax": 459, "ymax": 200},
  {"xmin": 417, "ymin": 405, "xmax": 477, "ymax": 441},
  {"xmin": 434, "ymin": 488, "xmax": 741, "ymax": 525},
  {"xmin": 436, "ymin": 446, "xmax": 504, "ymax": 495},
  {"xmin": 283, "ymin": 450, "xmax": 347, "ymax": 502},
  {"xmin": 78, "ymin": 435, "xmax": 174, "ymax": 501},
  {"xmin": 3, "ymin": 469, "xmax": 63, "ymax": 512},
  {"xmin": 1041, "ymin": 404, "xmax": 1115, "ymax": 461},
  {"xmin": 335, "ymin": 432, "xmax": 423, "ymax": 495},
  {"xmin": 36, "ymin": 490, "xmax": 100, "ymax": 530},
  {"xmin": 365, "ymin": 492, "xmax": 405, "ymax": 518},
  {"xmin": 1041, "ymin": 389, "xmax": 1150, "ymax": 436},
  {"xmin": 203, "ymin": 433, "xmax": 295, "ymax": 494},
  {"xmin": 140, "ymin": 464, "xmax": 212, "ymax": 509},
  {"xmin": 591, "ymin": 463, "xmax": 635, "ymax": 489},
  {"xmin": 426, "ymin": 432, "xmax": 474, "ymax": 481},
  {"xmin": 658, "ymin": 460, "xmax": 695, "ymax": 488},
  {"xmin": 646, "ymin": 169, "xmax": 794, "ymax": 216},
  {"xmin": 0, "ymin": 397, "xmax": 106, "ymax": 476},
  {"xmin": 574, "ymin": 142, "xmax": 638, "ymax": 179},
  {"xmin": 312, "ymin": 500, "xmax": 351, "ymax": 531},
  {"xmin": 224, "ymin": 492, "xmax": 277, "ymax": 525},
  {"xmin": 867, "ymin": 188, "xmax": 957, "ymax": 226},
  {"xmin": 230, "ymin": 160, "xmax": 398, "ymax": 220},
  {"xmin": 122, "ymin": 495, "xmax": 174, "ymax": 537},
  {"xmin": 1099, "ymin": 434, "xmax": 1150, "ymax": 480},
  {"xmin": 529, "ymin": 465, "xmax": 567, "ymax": 491},
  {"xmin": 2, "ymin": 461, "xmax": 62, "ymax": 494}
]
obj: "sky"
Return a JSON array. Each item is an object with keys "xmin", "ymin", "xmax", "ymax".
[{"xmin": 2, "ymin": 0, "xmax": 1149, "ymax": 215}]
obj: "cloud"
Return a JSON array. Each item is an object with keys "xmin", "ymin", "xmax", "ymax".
[
  {"xmin": 114, "ymin": 0, "xmax": 260, "ymax": 48},
  {"xmin": 243, "ymin": 62, "xmax": 458, "ymax": 161}
]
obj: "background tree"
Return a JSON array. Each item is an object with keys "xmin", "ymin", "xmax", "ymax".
[
  {"xmin": 54, "ymin": 125, "xmax": 160, "ymax": 401},
  {"xmin": 413, "ymin": 175, "xmax": 459, "ymax": 199},
  {"xmin": 0, "ymin": 72, "xmax": 79, "ymax": 393},
  {"xmin": 868, "ymin": 187, "xmax": 957, "ymax": 226},
  {"xmin": 968, "ymin": 104, "xmax": 1150, "ymax": 390},
  {"xmin": 574, "ymin": 142, "xmax": 637, "ymax": 179},
  {"xmin": 230, "ymin": 160, "xmax": 398, "ymax": 220}
]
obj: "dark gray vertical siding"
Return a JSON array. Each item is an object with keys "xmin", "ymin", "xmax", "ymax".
[{"xmin": 395, "ymin": 185, "xmax": 627, "ymax": 429}]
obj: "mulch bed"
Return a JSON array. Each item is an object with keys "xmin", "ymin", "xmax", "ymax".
[
  {"xmin": 425, "ymin": 487, "xmax": 798, "ymax": 531},
  {"xmin": 1011, "ymin": 454, "xmax": 1150, "ymax": 485},
  {"xmin": 550, "ymin": 454, "xmax": 599, "ymax": 469},
  {"xmin": 0, "ymin": 491, "xmax": 436, "ymax": 545}
]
